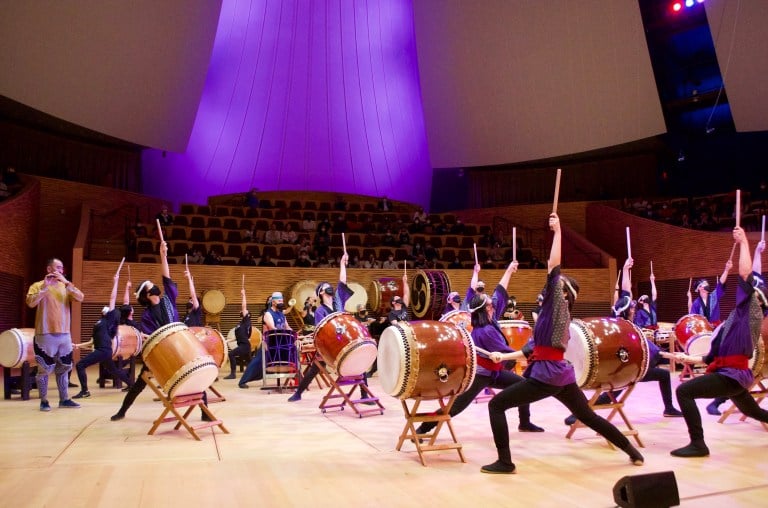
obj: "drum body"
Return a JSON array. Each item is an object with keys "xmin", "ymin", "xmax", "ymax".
[
  {"xmin": 378, "ymin": 320, "xmax": 476, "ymax": 400},
  {"xmin": 411, "ymin": 270, "xmax": 452, "ymax": 320},
  {"xmin": 0, "ymin": 328, "xmax": 36, "ymax": 368},
  {"xmin": 313, "ymin": 312, "xmax": 377, "ymax": 376},
  {"xmin": 290, "ymin": 280, "xmax": 318, "ymax": 311},
  {"xmin": 344, "ymin": 282, "xmax": 369, "ymax": 313},
  {"xmin": 498, "ymin": 320, "xmax": 532, "ymax": 350},
  {"xmin": 202, "ymin": 289, "xmax": 226, "ymax": 315},
  {"xmin": 565, "ymin": 317, "xmax": 650, "ymax": 390},
  {"xmin": 439, "ymin": 310, "xmax": 472, "ymax": 332},
  {"xmin": 674, "ymin": 314, "xmax": 713, "ymax": 347},
  {"xmin": 684, "ymin": 333, "xmax": 713, "ymax": 357},
  {"xmin": 190, "ymin": 326, "xmax": 228, "ymax": 368},
  {"xmin": 141, "ymin": 322, "xmax": 219, "ymax": 397},
  {"xmin": 111, "ymin": 325, "xmax": 143, "ymax": 360},
  {"xmin": 368, "ymin": 278, "xmax": 403, "ymax": 317},
  {"xmin": 690, "ymin": 323, "xmax": 766, "ymax": 377}
]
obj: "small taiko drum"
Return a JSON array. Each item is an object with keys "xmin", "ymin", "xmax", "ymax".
[
  {"xmin": 226, "ymin": 326, "xmax": 263, "ymax": 353},
  {"xmin": 674, "ymin": 314, "xmax": 713, "ymax": 348},
  {"xmin": 368, "ymin": 278, "xmax": 403, "ymax": 317},
  {"xmin": 141, "ymin": 322, "xmax": 219, "ymax": 397},
  {"xmin": 0, "ymin": 328, "xmax": 36, "ymax": 368},
  {"xmin": 498, "ymin": 320, "xmax": 532, "ymax": 350},
  {"xmin": 202, "ymin": 289, "xmax": 226, "ymax": 315},
  {"xmin": 344, "ymin": 282, "xmax": 369, "ymax": 313},
  {"xmin": 565, "ymin": 317, "xmax": 650, "ymax": 390},
  {"xmin": 291, "ymin": 279, "xmax": 318, "ymax": 311},
  {"xmin": 439, "ymin": 309, "xmax": 472, "ymax": 332},
  {"xmin": 190, "ymin": 326, "xmax": 228, "ymax": 368},
  {"xmin": 111, "ymin": 325, "xmax": 143, "ymax": 360},
  {"xmin": 378, "ymin": 320, "xmax": 476, "ymax": 400},
  {"xmin": 411, "ymin": 270, "xmax": 452, "ymax": 320},
  {"xmin": 313, "ymin": 312, "xmax": 377, "ymax": 376}
]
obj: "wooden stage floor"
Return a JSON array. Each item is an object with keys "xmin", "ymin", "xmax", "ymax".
[{"xmin": 1, "ymin": 366, "xmax": 767, "ymax": 508}]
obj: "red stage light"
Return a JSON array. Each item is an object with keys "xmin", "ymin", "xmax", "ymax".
[{"xmin": 672, "ymin": 2, "xmax": 682, "ymax": 12}]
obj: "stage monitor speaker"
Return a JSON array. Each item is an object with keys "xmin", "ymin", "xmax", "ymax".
[{"xmin": 613, "ymin": 471, "xmax": 679, "ymax": 508}]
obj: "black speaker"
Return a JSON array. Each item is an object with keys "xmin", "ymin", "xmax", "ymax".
[{"xmin": 613, "ymin": 471, "xmax": 679, "ymax": 508}]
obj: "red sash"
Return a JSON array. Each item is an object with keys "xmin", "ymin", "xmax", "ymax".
[
  {"xmin": 477, "ymin": 356, "xmax": 503, "ymax": 371},
  {"xmin": 705, "ymin": 355, "xmax": 749, "ymax": 373},
  {"xmin": 530, "ymin": 345, "xmax": 564, "ymax": 362}
]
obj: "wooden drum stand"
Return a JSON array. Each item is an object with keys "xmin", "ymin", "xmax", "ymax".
[
  {"xmin": 565, "ymin": 384, "xmax": 644, "ymax": 448},
  {"xmin": 396, "ymin": 394, "xmax": 465, "ymax": 467},
  {"xmin": 315, "ymin": 358, "xmax": 384, "ymax": 418}
]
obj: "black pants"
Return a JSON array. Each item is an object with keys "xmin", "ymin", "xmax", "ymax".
[
  {"xmin": 419, "ymin": 370, "xmax": 533, "ymax": 433},
  {"xmin": 489, "ymin": 378, "xmax": 631, "ymax": 461},
  {"xmin": 117, "ymin": 365, "xmax": 207, "ymax": 415},
  {"xmin": 676, "ymin": 372, "xmax": 768, "ymax": 442},
  {"xmin": 75, "ymin": 348, "xmax": 133, "ymax": 392},
  {"xmin": 227, "ymin": 343, "xmax": 251, "ymax": 376},
  {"xmin": 595, "ymin": 366, "xmax": 676, "ymax": 411}
]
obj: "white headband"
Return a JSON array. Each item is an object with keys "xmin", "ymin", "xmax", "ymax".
[
  {"xmin": 468, "ymin": 294, "xmax": 490, "ymax": 313},
  {"xmin": 134, "ymin": 280, "xmax": 151, "ymax": 299}
]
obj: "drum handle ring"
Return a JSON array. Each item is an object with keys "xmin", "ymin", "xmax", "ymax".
[{"xmin": 435, "ymin": 363, "xmax": 451, "ymax": 382}]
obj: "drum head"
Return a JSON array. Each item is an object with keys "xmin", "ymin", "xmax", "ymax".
[
  {"xmin": 685, "ymin": 333, "xmax": 713, "ymax": 357},
  {"xmin": 378, "ymin": 325, "xmax": 407, "ymax": 396},
  {"xmin": 0, "ymin": 328, "xmax": 34, "ymax": 369},
  {"xmin": 565, "ymin": 321, "xmax": 591, "ymax": 387},
  {"xmin": 291, "ymin": 280, "xmax": 318, "ymax": 311},
  {"xmin": 411, "ymin": 270, "xmax": 451, "ymax": 319},
  {"xmin": 344, "ymin": 282, "xmax": 368, "ymax": 312},
  {"xmin": 202, "ymin": 290, "xmax": 226, "ymax": 314}
]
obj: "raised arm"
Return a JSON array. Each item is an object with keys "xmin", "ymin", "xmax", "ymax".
[
  {"xmin": 621, "ymin": 258, "xmax": 633, "ymax": 295},
  {"xmin": 122, "ymin": 280, "xmax": 133, "ymax": 305},
  {"xmin": 547, "ymin": 213, "xmax": 561, "ymax": 273},
  {"xmin": 470, "ymin": 263, "xmax": 481, "ymax": 290},
  {"xmin": 498, "ymin": 260, "xmax": 518, "ymax": 290},
  {"xmin": 402, "ymin": 273, "xmax": 410, "ymax": 307},
  {"xmin": 107, "ymin": 272, "xmax": 119, "ymax": 311},
  {"xmin": 753, "ymin": 240, "xmax": 765, "ymax": 274},
  {"xmin": 339, "ymin": 252, "xmax": 349, "ymax": 285},
  {"xmin": 734, "ymin": 227, "xmax": 750, "ymax": 281},
  {"xmin": 160, "ymin": 240, "xmax": 171, "ymax": 279},
  {"xmin": 650, "ymin": 272, "xmax": 657, "ymax": 302},
  {"xmin": 720, "ymin": 257, "xmax": 733, "ymax": 285},
  {"xmin": 185, "ymin": 268, "xmax": 200, "ymax": 310},
  {"xmin": 240, "ymin": 288, "xmax": 248, "ymax": 316}
]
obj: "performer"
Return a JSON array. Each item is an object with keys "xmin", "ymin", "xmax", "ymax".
[
  {"xmin": 480, "ymin": 213, "xmax": 644, "ymax": 474},
  {"xmin": 689, "ymin": 256, "xmax": 733, "ymax": 416},
  {"xmin": 531, "ymin": 293, "xmax": 544, "ymax": 324},
  {"xmin": 387, "ymin": 274, "xmax": 410, "ymax": 324},
  {"xmin": 73, "ymin": 271, "xmax": 135, "ymax": 398},
  {"xmin": 416, "ymin": 260, "xmax": 544, "ymax": 438},
  {"xmin": 441, "ymin": 264, "xmax": 479, "ymax": 317},
  {"xmin": 26, "ymin": 258, "xmax": 85, "ymax": 411},
  {"xmin": 111, "ymin": 241, "xmax": 179, "ymax": 421},
  {"xmin": 238, "ymin": 293, "xmax": 286, "ymax": 388},
  {"xmin": 225, "ymin": 288, "xmax": 252, "ymax": 380},
  {"xmin": 633, "ymin": 273, "xmax": 658, "ymax": 329},
  {"xmin": 443, "ymin": 291, "xmax": 463, "ymax": 316},
  {"xmin": 669, "ymin": 233, "xmax": 768, "ymax": 458},
  {"xmin": 289, "ymin": 253, "xmax": 351, "ymax": 401}
]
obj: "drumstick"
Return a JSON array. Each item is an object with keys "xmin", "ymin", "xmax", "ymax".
[
  {"xmin": 185, "ymin": 253, "xmax": 188, "ymax": 271},
  {"xmin": 116, "ymin": 256, "xmax": 125, "ymax": 275},
  {"xmin": 735, "ymin": 189, "xmax": 741, "ymax": 229},
  {"xmin": 156, "ymin": 218, "xmax": 165, "ymax": 244},
  {"xmin": 762, "ymin": 215, "xmax": 765, "ymax": 243},
  {"xmin": 473, "ymin": 243, "xmax": 478, "ymax": 266},
  {"xmin": 688, "ymin": 277, "xmax": 692, "ymax": 293},
  {"xmin": 650, "ymin": 260, "xmax": 654, "ymax": 276},
  {"xmin": 625, "ymin": 227, "xmax": 631, "ymax": 259},
  {"xmin": 242, "ymin": 273, "xmax": 245, "ymax": 290},
  {"xmin": 512, "ymin": 227, "xmax": 517, "ymax": 262},
  {"xmin": 729, "ymin": 242, "xmax": 737, "ymax": 262},
  {"xmin": 552, "ymin": 168, "xmax": 562, "ymax": 213},
  {"xmin": 342, "ymin": 232, "xmax": 347, "ymax": 255},
  {"xmin": 127, "ymin": 264, "xmax": 131, "ymax": 284},
  {"xmin": 475, "ymin": 345, "xmax": 492, "ymax": 356}
]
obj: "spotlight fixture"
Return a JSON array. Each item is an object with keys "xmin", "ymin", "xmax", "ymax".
[{"xmin": 706, "ymin": 127, "xmax": 715, "ymax": 134}]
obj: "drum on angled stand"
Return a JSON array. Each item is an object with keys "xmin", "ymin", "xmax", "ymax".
[
  {"xmin": 0, "ymin": 328, "xmax": 36, "ymax": 369},
  {"xmin": 411, "ymin": 270, "xmax": 452, "ymax": 321},
  {"xmin": 565, "ymin": 317, "xmax": 650, "ymax": 391},
  {"xmin": 368, "ymin": 278, "xmax": 403, "ymax": 318},
  {"xmin": 498, "ymin": 320, "xmax": 532, "ymax": 351},
  {"xmin": 111, "ymin": 325, "xmax": 143, "ymax": 360},
  {"xmin": 439, "ymin": 310, "xmax": 472, "ymax": 332},
  {"xmin": 141, "ymin": 322, "xmax": 219, "ymax": 398},
  {"xmin": 313, "ymin": 312, "xmax": 377, "ymax": 377},
  {"xmin": 344, "ymin": 282, "xmax": 369, "ymax": 313},
  {"xmin": 378, "ymin": 320, "xmax": 476, "ymax": 400},
  {"xmin": 202, "ymin": 289, "xmax": 226, "ymax": 329},
  {"xmin": 189, "ymin": 326, "xmax": 228, "ymax": 369},
  {"xmin": 674, "ymin": 314, "xmax": 713, "ymax": 349}
]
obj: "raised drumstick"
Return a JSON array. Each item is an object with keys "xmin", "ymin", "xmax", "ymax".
[
  {"xmin": 650, "ymin": 260, "xmax": 653, "ymax": 276},
  {"xmin": 116, "ymin": 256, "xmax": 125, "ymax": 275},
  {"xmin": 342, "ymin": 232, "xmax": 347, "ymax": 255},
  {"xmin": 552, "ymin": 168, "xmax": 562, "ymax": 213},
  {"xmin": 474, "ymin": 243, "xmax": 478, "ymax": 266},
  {"xmin": 626, "ymin": 227, "xmax": 632, "ymax": 259},
  {"xmin": 512, "ymin": 227, "xmax": 517, "ymax": 262},
  {"xmin": 735, "ymin": 189, "xmax": 741, "ymax": 229},
  {"xmin": 156, "ymin": 218, "xmax": 165, "ymax": 245},
  {"xmin": 127, "ymin": 264, "xmax": 132, "ymax": 282},
  {"xmin": 762, "ymin": 215, "xmax": 765, "ymax": 243}
]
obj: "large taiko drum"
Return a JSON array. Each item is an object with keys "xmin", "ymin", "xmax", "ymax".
[
  {"xmin": 368, "ymin": 278, "xmax": 403, "ymax": 317},
  {"xmin": 0, "ymin": 328, "xmax": 36, "ymax": 368},
  {"xmin": 674, "ymin": 314, "xmax": 713, "ymax": 347},
  {"xmin": 688, "ymin": 324, "xmax": 767, "ymax": 377},
  {"xmin": 141, "ymin": 322, "xmax": 219, "ymax": 397},
  {"xmin": 344, "ymin": 282, "xmax": 369, "ymax": 313},
  {"xmin": 226, "ymin": 326, "xmax": 263, "ymax": 353},
  {"xmin": 111, "ymin": 325, "xmax": 143, "ymax": 360},
  {"xmin": 202, "ymin": 289, "xmax": 226, "ymax": 315},
  {"xmin": 190, "ymin": 326, "xmax": 229, "ymax": 368},
  {"xmin": 498, "ymin": 320, "xmax": 532, "ymax": 350},
  {"xmin": 439, "ymin": 309, "xmax": 472, "ymax": 332},
  {"xmin": 411, "ymin": 270, "xmax": 452, "ymax": 320},
  {"xmin": 313, "ymin": 312, "xmax": 377, "ymax": 376},
  {"xmin": 378, "ymin": 320, "xmax": 476, "ymax": 400},
  {"xmin": 565, "ymin": 317, "xmax": 650, "ymax": 390},
  {"xmin": 290, "ymin": 279, "xmax": 318, "ymax": 308}
]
